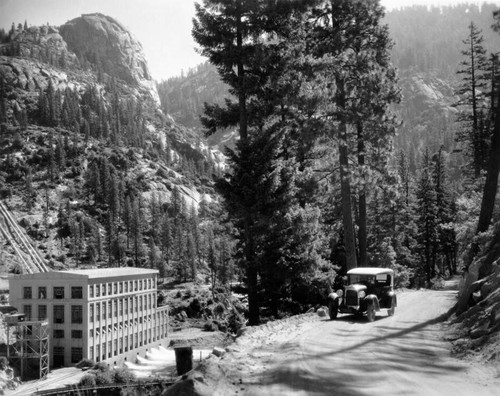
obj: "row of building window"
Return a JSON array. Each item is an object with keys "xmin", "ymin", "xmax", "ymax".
[
  {"xmin": 23, "ymin": 304, "xmax": 82, "ymax": 323},
  {"xmin": 89, "ymin": 326, "xmax": 167, "ymax": 362},
  {"xmin": 89, "ymin": 278, "xmax": 155, "ymax": 298},
  {"xmin": 23, "ymin": 286, "xmax": 83, "ymax": 300},
  {"xmin": 89, "ymin": 294, "xmax": 155, "ymax": 322},
  {"xmin": 89, "ymin": 313, "xmax": 164, "ymax": 338},
  {"xmin": 54, "ymin": 329, "xmax": 83, "ymax": 339}
]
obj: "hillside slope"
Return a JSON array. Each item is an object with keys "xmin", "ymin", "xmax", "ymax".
[{"xmin": 0, "ymin": 14, "xmax": 225, "ymax": 275}]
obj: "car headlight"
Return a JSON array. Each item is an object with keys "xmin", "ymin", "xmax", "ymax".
[
  {"xmin": 336, "ymin": 289, "xmax": 343, "ymax": 297},
  {"xmin": 359, "ymin": 290, "xmax": 366, "ymax": 298}
]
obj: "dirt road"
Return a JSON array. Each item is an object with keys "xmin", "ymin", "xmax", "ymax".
[
  {"xmin": 176, "ymin": 289, "xmax": 500, "ymax": 396},
  {"xmin": 252, "ymin": 289, "xmax": 500, "ymax": 396}
]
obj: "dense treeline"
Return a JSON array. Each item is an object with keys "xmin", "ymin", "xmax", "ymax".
[
  {"xmin": 387, "ymin": 3, "xmax": 499, "ymax": 77},
  {"xmin": 190, "ymin": 0, "xmax": 500, "ymax": 324},
  {"xmin": 158, "ymin": 3, "xmax": 499, "ymax": 131},
  {"xmin": 0, "ymin": 23, "xmax": 234, "ymax": 290}
]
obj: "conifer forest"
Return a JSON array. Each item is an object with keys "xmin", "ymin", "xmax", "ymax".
[{"xmin": 1, "ymin": 1, "xmax": 500, "ymax": 329}]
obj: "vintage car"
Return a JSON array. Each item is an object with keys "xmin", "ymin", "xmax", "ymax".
[{"xmin": 327, "ymin": 267, "xmax": 397, "ymax": 322}]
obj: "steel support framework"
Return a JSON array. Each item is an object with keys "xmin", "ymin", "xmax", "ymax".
[{"xmin": 6, "ymin": 320, "xmax": 49, "ymax": 380}]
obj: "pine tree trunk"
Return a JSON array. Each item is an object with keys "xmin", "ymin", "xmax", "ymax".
[
  {"xmin": 476, "ymin": 91, "xmax": 500, "ymax": 234},
  {"xmin": 357, "ymin": 123, "xmax": 367, "ymax": 267},
  {"xmin": 339, "ymin": 120, "xmax": 358, "ymax": 271}
]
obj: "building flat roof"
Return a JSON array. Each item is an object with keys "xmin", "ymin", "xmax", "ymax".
[
  {"xmin": 60, "ymin": 267, "xmax": 158, "ymax": 278},
  {"xmin": 11, "ymin": 267, "xmax": 158, "ymax": 281},
  {"xmin": 347, "ymin": 267, "xmax": 393, "ymax": 276}
]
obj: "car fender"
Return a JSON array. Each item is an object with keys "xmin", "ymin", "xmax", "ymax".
[
  {"xmin": 328, "ymin": 292, "xmax": 339, "ymax": 302},
  {"xmin": 364, "ymin": 295, "xmax": 380, "ymax": 311}
]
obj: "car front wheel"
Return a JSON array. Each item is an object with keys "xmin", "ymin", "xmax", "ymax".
[
  {"xmin": 366, "ymin": 304, "xmax": 376, "ymax": 322},
  {"xmin": 328, "ymin": 299, "xmax": 338, "ymax": 320}
]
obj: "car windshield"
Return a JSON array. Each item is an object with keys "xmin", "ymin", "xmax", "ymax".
[
  {"xmin": 348, "ymin": 274, "xmax": 374, "ymax": 285},
  {"xmin": 349, "ymin": 273, "xmax": 391, "ymax": 286}
]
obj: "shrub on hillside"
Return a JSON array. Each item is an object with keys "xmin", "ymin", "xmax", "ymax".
[
  {"xmin": 76, "ymin": 358, "xmax": 95, "ymax": 369},
  {"xmin": 79, "ymin": 374, "xmax": 96, "ymax": 387},
  {"xmin": 94, "ymin": 370, "xmax": 113, "ymax": 385},
  {"xmin": 93, "ymin": 362, "xmax": 109, "ymax": 372},
  {"xmin": 113, "ymin": 367, "xmax": 135, "ymax": 383},
  {"xmin": 227, "ymin": 309, "xmax": 245, "ymax": 334},
  {"xmin": 203, "ymin": 320, "xmax": 218, "ymax": 332},
  {"xmin": 188, "ymin": 297, "xmax": 202, "ymax": 316}
]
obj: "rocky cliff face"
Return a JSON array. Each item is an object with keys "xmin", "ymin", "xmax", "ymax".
[
  {"xmin": 59, "ymin": 13, "xmax": 159, "ymax": 104},
  {"xmin": 0, "ymin": 14, "xmax": 224, "ymax": 273}
]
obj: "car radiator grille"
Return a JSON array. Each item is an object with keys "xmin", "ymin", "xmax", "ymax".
[{"xmin": 345, "ymin": 290, "xmax": 359, "ymax": 306}]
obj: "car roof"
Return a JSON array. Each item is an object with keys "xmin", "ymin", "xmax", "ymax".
[{"xmin": 347, "ymin": 267, "xmax": 394, "ymax": 276}]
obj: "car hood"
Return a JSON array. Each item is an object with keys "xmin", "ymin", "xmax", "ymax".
[{"xmin": 345, "ymin": 284, "xmax": 367, "ymax": 292}]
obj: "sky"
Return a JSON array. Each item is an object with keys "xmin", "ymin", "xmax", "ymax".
[{"xmin": 0, "ymin": 0, "xmax": 498, "ymax": 81}]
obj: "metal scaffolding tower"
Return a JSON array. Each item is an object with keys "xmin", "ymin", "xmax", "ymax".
[{"xmin": 5, "ymin": 314, "xmax": 49, "ymax": 380}]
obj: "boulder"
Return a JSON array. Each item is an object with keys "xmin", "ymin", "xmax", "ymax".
[
  {"xmin": 212, "ymin": 347, "xmax": 225, "ymax": 357},
  {"xmin": 60, "ymin": 13, "xmax": 160, "ymax": 105}
]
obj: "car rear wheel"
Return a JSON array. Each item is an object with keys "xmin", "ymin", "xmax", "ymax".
[
  {"xmin": 366, "ymin": 304, "xmax": 376, "ymax": 322},
  {"xmin": 388, "ymin": 296, "xmax": 396, "ymax": 316},
  {"xmin": 328, "ymin": 299, "xmax": 338, "ymax": 320}
]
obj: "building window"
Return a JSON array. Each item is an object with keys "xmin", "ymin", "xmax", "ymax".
[
  {"xmin": 89, "ymin": 329, "xmax": 94, "ymax": 338},
  {"xmin": 125, "ymin": 282, "xmax": 128, "ymax": 293},
  {"xmin": 54, "ymin": 329, "xmax": 64, "ymax": 338},
  {"xmin": 38, "ymin": 287, "xmax": 46, "ymax": 299},
  {"xmin": 102, "ymin": 284, "xmax": 107, "ymax": 296},
  {"xmin": 114, "ymin": 283, "xmax": 117, "ymax": 294},
  {"xmin": 96, "ymin": 303, "xmax": 100, "ymax": 321},
  {"xmin": 114, "ymin": 300, "xmax": 118, "ymax": 317},
  {"xmin": 71, "ymin": 347, "xmax": 83, "ymax": 364},
  {"xmin": 113, "ymin": 339, "xmax": 117, "ymax": 356},
  {"xmin": 134, "ymin": 280, "xmax": 137, "ymax": 291},
  {"xmin": 71, "ymin": 306, "xmax": 83, "ymax": 324},
  {"xmin": 96, "ymin": 344, "xmax": 100, "ymax": 362},
  {"xmin": 108, "ymin": 341, "xmax": 112, "ymax": 358},
  {"xmin": 23, "ymin": 287, "xmax": 32, "ymax": 299},
  {"xmin": 53, "ymin": 287, "xmax": 64, "ymax": 299},
  {"xmin": 72, "ymin": 330, "xmax": 83, "ymax": 339},
  {"xmin": 53, "ymin": 305, "xmax": 64, "ymax": 323},
  {"xmin": 108, "ymin": 283, "xmax": 112, "ymax": 295},
  {"xmin": 71, "ymin": 286, "xmax": 83, "ymax": 299},
  {"xmin": 148, "ymin": 279, "xmax": 151, "ymax": 289},
  {"xmin": 54, "ymin": 346, "xmax": 64, "ymax": 355},
  {"xmin": 119, "ymin": 338, "xmax": 123, "ymax": 353},
  {"xmin": 38, "ymin": 305, "xmax": 47, "ymax": 320},
  {"xmin": 102, "ymin": 303, "xmax": 106, "ymax": 320},
  {"xmin": 90, "ymin": 347, "xmax": 94, "ymax": 361},
  {"xmin": 102, "ymin": 343, "xmax": 106, "ymax": 361},
  {"xmin": 23, "ymin": 305, "xmax": 32, "ymax": 320},
  {"xmin": 89, "ymin": 285, "xmax": 94, "ymax": 298},
  {"xmin": 90, "ymin": 304, "xmax": 94, "ymax": 322},
  {"xmin": 119, "ymin": 300, "xmax": 123, "ymax": 316},
  {"xmin": 135, "ymin": 297, "xmax": 138, "ymax": 312},
  {"xmin": 96, "ymin": 284, "xmax": 100, "ymax": 297},
  {"xmin": 108, "ymin": 301, "xmax": 112, "ymax": 318},
  {"xmin": 119, "ymin": 282, "xmax": 123, "ymax": 293}
]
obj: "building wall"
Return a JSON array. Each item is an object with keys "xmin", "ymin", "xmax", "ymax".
[{"xmin": 9, "ymin": 270, "xmax": 169, "ymax": 368}]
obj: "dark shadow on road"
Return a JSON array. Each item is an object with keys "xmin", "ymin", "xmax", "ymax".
[{"xmin": 245, "ymin": 309, "xmax": 463, "ymax": 395}]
